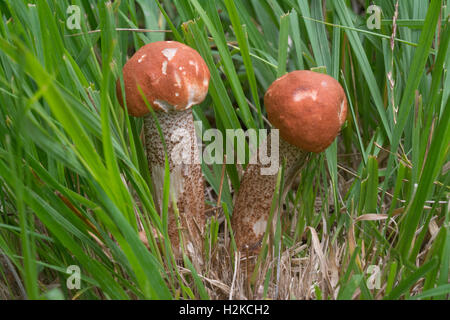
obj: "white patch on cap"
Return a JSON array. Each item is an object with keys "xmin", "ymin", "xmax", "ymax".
[
  {"xmin": 294, "ymin": 90, "xmax": 318, "ymax": 102},
  {"xmin": 175, "ymin": 92, "xmax": 179, "ymax": 97},
  {"xmin": 162, "ymin": 61, "xmax": 168, "ymax": 75},
  {"xmin": 185, "ymin": 84, "xmax": 196, "ymax": 109},
  {"xmin": 321, "ymin": 81, "xmax": 328, "ymax": 87},
  {"xmin": 185, "ymin": 81, "xmax": 208, "ymax": 110},
  {"xmin": 174, "ymin": 72, "xmax": 182, "ymax": 88},
  {"xmin": 184, "ymin": 83, "xmax": 204, "ymax": 110},
  {"xmin": 179, "ymin": 66, "xmax": 184, "ymax": 71},
  {"xmin": 162, "ymin": 48, "xmax": 177, "ymax": 61},
  {"xmin": 189, "ymin": 60, "xmax": 199, "ymax": 75},
  {"xmin": 138, "ymin": 54, "xmax": 147, "ymax": 63},
  {"xmin": 203, "ymin": 79, "xmax": 208, "ymax": 87}
]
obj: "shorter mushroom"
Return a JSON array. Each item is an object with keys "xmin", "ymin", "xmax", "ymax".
[
  {"xmin": 117, "ymin": 41, "xmax": 210, "ymax": 260},
  {"xmin": 231, "ymin": 70, "xmax": 347, "ymax": 258}
]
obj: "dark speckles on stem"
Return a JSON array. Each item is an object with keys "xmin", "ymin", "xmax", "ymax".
[
  {"xmin": 144, "ymin": 109, "xmax": 205, "ymax": 260},
  {"xmin": 231, "ymin": 138, "xmax": 308, "ymax": 257}
]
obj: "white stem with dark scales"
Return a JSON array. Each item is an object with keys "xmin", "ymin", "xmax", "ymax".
[
  {"xmin": 144, "ymin": 109, "xmax": 204, "ymax": 261},
  {"xmin": 231, "ymin": 138, "xmax": 309, "ymax": 256}
]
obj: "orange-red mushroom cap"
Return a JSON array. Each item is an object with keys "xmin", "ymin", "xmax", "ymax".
[
  {"xmin": 117, "ymin": 41, "xmax": 210, "ymax": 117},
  {"xmin": 264, "ymin": 70, "xmax": 347, "ymax": 153}
]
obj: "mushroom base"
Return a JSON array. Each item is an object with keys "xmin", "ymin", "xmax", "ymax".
[
  {"xmin": 144, "ymin": 109, "xmax": 205, "ymax": 263},
  {"xmin": 231, "ymin": 138, "xmax": 309, "ymax": 260}
]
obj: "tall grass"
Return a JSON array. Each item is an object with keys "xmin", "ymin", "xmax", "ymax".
[{"xmin": 0, "ymin": 0, "xmax": 448, "ymax": 300}]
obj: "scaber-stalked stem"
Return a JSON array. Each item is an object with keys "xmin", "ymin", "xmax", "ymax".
[
  {"xmin": 231, "ymin": 138, "xmax": 308, "ymax": 256},
  {"xmin": 117, "ymin": 41, "xmax": 210, "ymax": 263},
  {"xmin": 231, "ymin": 70, "xmax": 347, "ymax": 273},
  {"xmin": 144, "ymin": 109, "xmax": 204, "ymax": 260}
]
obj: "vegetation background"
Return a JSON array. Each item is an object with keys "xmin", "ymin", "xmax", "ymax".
[{"xmin": 0, "ymin": 0, "xmax": 448, "ymax": 300}]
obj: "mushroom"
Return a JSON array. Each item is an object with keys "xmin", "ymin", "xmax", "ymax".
[
  {"xmin": 231, "ymin": 70, "xmax": 347, "ymax": 258},
  {"xmin": 116, "ymin": 41, "xmax": 210, "ymax": 260}
]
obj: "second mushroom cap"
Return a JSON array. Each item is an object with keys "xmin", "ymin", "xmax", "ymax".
[{"xmin": 264, "ymin": 70, "xmax": 347, "ymax": 153}]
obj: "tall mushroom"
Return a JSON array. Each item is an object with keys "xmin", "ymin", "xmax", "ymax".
[
  {"xmin": 231, "ymin": 70, "xmax": 347, "ymax": 258},
  {"xmin": 116, "ymin": 41, "xmax": 210, "ymax": 260}
]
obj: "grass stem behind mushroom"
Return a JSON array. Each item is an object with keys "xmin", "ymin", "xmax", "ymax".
[
  {"xmin": 117, "ymin": 41, "xmax": 210, "ymax": 261},
  {"xmin": 232, "ymin": 70, "xmax": 348, "ymax": 262}
]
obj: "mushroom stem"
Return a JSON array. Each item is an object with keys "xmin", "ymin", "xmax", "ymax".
[
  {"xmin": 231, "ymin": 70, "xmax": 347, "ymax": 272},
  {"xmin": 231, "ymin": 137, "xmax": 309, "ymax": 257},
  {"xmin": 144, "ymin": 109, "xmax": 204, "ymax": 260}
]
